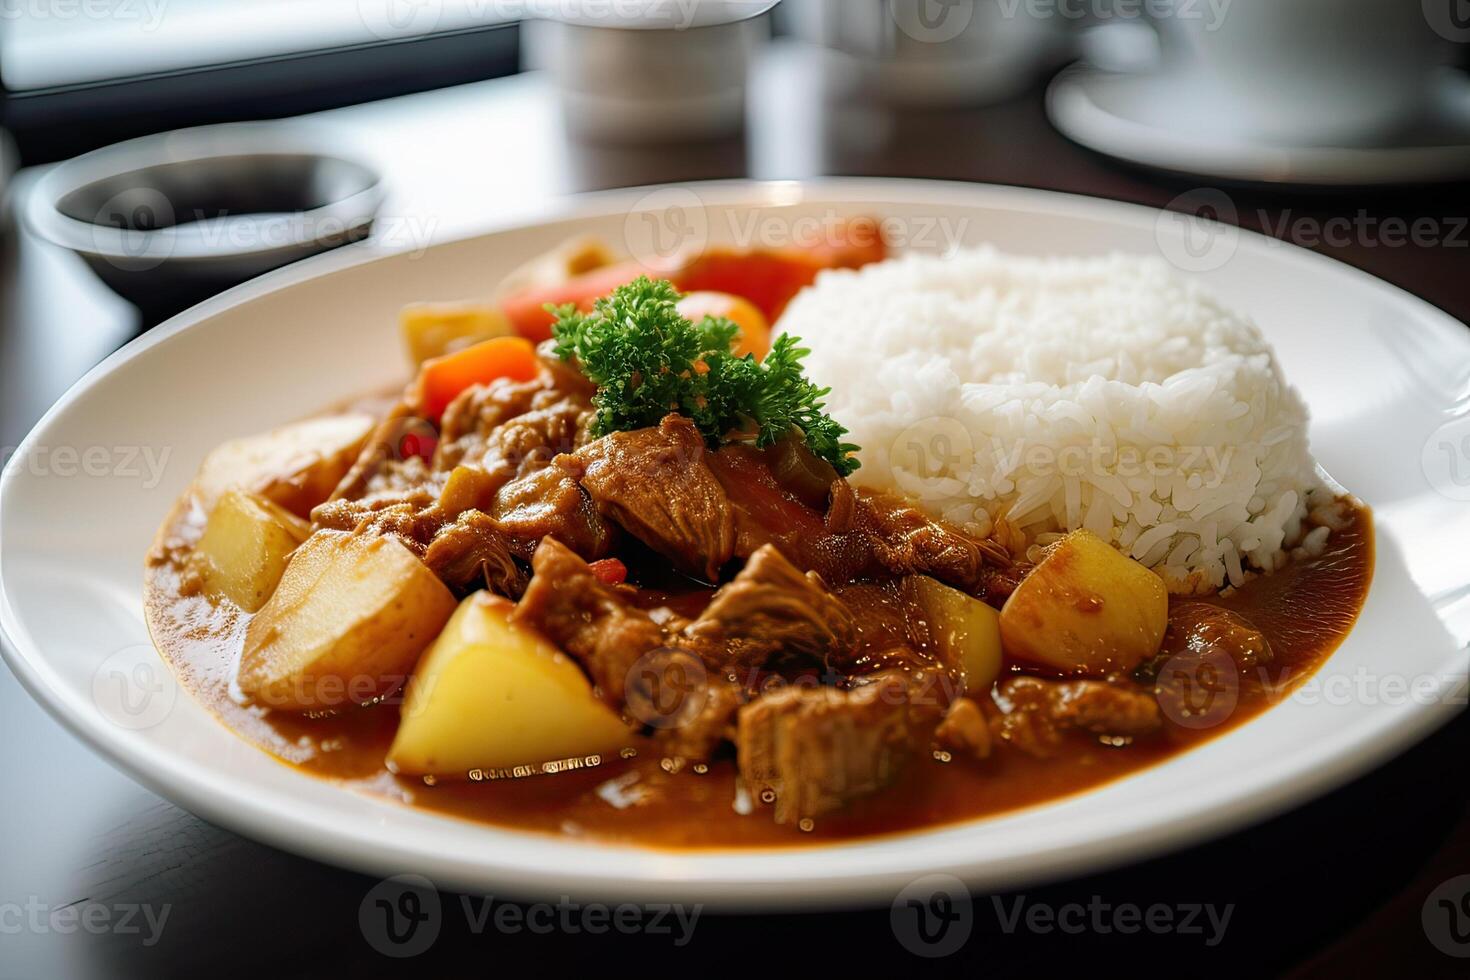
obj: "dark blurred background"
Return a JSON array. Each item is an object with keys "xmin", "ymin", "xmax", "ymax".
[{"xmin": 1, "ymin": 2, "xmax": 1467, "ymax": 978}]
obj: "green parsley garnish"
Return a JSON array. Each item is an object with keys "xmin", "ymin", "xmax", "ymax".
[{"xmin": 550, "ymin": 277, "xmax": 859, "ymax": 476}]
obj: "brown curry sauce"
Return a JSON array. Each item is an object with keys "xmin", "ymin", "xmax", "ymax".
[{"xmin": 144, "ymin": 468, "xmax": 1373, "ymax": 850}]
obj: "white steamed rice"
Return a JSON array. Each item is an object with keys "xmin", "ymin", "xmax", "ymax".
[{"xmin": 782, "ymin": 248, "xmax": 1327, "ymax": 593}]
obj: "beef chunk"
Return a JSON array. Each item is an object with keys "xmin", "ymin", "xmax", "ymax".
[
  {"xmin": 563, "ymin": 415, "xmax": 736, "ymax": 582},
  {"xmin": 655, "ymin": 678, "xmax": 747, "ymax": 765},
  {"xmin": 511, "ymin": 538, "xmax": 665, "ymax": 706},
  {"xmin": 707, "ymin": 443, "xmax": 1006, "ymax": 593},
  {"xmin": 935, "ymin": 697, "xmax": 991, "ymax": 761},
  {"xmin": 860, "ymin": 489, "xmax": 1008, "ymax": 593},
  {"xmin": 436, "ymin": 376, "xmax": 552, "ymax": 470},
  {"xmin": 681, "ymin": 545, "xmax": 858, "ymax": 674},
  {"xmin": 492, "ymin": 465, "xmax": 616, "ymax": 561},
  {"xmin": 422, "ymin": 510, "xmax": 528, "ymax": 598},
  {"xmin": 452, "ymin": 398, "xmax": 589, "ymax": 481},
  {"xmin": 1155, "ymin": 602, "xmax": 1273, "ymax": 672},
  {"xmin": 992, "ymin": 677, "xmax": 1162, "ymax": 758},
  {"xmin": 736, "ymin": 672, "xmax": 944, "ymax": 824},
  {"xmin": 329, "ymin": 408, "xmax": 442, "ymax": 504}
]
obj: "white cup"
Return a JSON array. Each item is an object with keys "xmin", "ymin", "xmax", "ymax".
[{"xmin": 1159, "ymin": 0, "xmax": 1453, "ymax": 144}]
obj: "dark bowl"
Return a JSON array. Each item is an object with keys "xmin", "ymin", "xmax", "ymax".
[{"xmin": 26, "ymin": 122, "xmax": 384, "ymax": 324}]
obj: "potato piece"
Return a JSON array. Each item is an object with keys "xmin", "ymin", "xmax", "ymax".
[
  {"xmin": 493, "ymin": 235, "xmax": 617, "ymax": 300},
  {"xmin": 388, "ymin": 592, "xmax": 633, "ymax": 779},
  {"xmin": 908, "ymin": 576, "xmax": 1003, "ymax": 694},
  {"xmin": 999, "ymin": 530, "xmax": 1167, "ymax": 676},
  {"xmin": 189, "ymin": 489, "xmax": 310, "ymax": 612},
  {"xmin": 399, "ymin": 302, "xmax": 512, "ymax": 365},
  {"xmin": 240, "ymin": 530, "xmax": 456, "ymax": 711},
  {"xmin": 194, "ymin": 414, "xmax": 375, "ymax": 519}
]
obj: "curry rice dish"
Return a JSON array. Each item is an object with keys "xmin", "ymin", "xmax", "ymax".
[{"xmin": 145, "ymin": 223, "xmax": 1372, "ymax": 847}]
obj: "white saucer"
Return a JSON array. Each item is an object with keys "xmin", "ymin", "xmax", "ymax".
[{"xmin": 1047, "ymin": 63, "xmax": 1470, "ymax": 186}]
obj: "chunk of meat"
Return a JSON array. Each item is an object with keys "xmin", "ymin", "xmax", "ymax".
[
  {"xmin": 563, "ymin": 415, "xmax": 736, "ymax": 582},
  {"xmin": 511, "ymin": 538, "xmax": 665, "ymax": 706},
  {"xmin": 1155, "ymin": 602, "xmax": 1273, "ymax": 672},
  {"xmin": 736, "ymin": 672, "xmax": 944, "ymax": 824},
  {"xmin": 422, "ymin": 510, "xmax": 528, "ymax": 598},
  {"xmin": 935, "ymin": 697, "xmax": 991, "ymax": 761},
  {"xmin": 492, "ymin": 465, "xmax": 616, "ymax": 561},
  {"xmin": 435, "ymin": 375, "xmax": 551, "ymax": 470},
  {"xmin": 681, "ymin": 545, "xmax": 858, "ymax": 674},
  {"xmin": 656, "ymin": 678, "xmax": 746, "ymax": 765},
  {"xmin": 706, "ymin": 444, "xmax": 1005, "ymax": 593},
  {"xmin": 328, "ymin": 407, "xmax": 442, "ymax": 504},
  {"xmin": 992, "ymin": 676, "xmax": 1162, "ymax": 758},
  {"xmin": 861, "ymin": 490, "xmax": 1008, "ymax": 592},
  {"xmin": 449, "ymin": 398, "xmax": 589, "ymax": 481}
]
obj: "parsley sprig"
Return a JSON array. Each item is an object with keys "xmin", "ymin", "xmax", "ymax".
[{"xmin": 550, "ymin": 277, "xmax": 859, "ymax": 475}]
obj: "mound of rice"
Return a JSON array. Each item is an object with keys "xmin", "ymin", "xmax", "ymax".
[{"xmin": 783, "ymin": 248, "xmax": 1329, "ymax": 593}]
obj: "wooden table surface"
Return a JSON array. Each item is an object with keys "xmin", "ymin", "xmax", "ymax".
[{"xmin": 1, "ymin": 42, "xmax": 1467, "ymax": 979}]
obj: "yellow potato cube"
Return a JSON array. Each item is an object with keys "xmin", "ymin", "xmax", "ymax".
[
  {"xmin": 388, "ymin": 592, "xmax": 633, "ymax": 780},
  {"xmin": 240, "ymin": 530, "xmax": 457, "ymax": 711},
  {"xmin": 1000, "ymin": 529, "xmax": 1168, "ymax": 676},
  {"xmin": 194, "ymin": 414, "xmax": 375, "ymax": 519},
  {"xmin": 908, "ymin": 575, "xmax": 1003, "ymax": 695},
  {"xmin": 189, "ymin": 489, "xmax": 310, "ymax": 612}
]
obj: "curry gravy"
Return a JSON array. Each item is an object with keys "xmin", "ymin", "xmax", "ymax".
[{"xmin": 144, "ymin": 488, "xmax": 1372, "ymax": 849}]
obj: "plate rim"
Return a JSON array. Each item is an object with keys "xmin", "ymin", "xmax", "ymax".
[{"xmin": 3, "ymin": 176, "xmax": 1467, "ymax": 908}]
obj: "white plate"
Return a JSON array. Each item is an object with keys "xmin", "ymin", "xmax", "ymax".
[{"xmin": 2, "ymin": 179, "xmax": 1467, "ymax": 908}]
